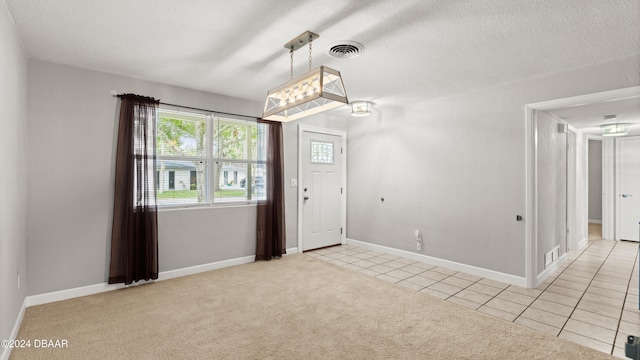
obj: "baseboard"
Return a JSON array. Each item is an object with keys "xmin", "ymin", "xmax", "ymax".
[
  {"xmin": 346, "ymin": 238, "xmax": 527, "ymax": 287},
  {"xmin": 1, "ymin": 298, "xmax": 27, "ymax": 360},
  {"xmin": 26, "ymin": 248, "xmax": 297, "ymax": 308},
  {"xmin": 588, "ymin": 220, "xmax": 602, "ymax": 224},
  {"xmin": 536, "ymin": 253, "xmax": 568, "ymax": 288},
  {"xmin": 577, "ymin": 237, "xmax": 588, "ymax": 250}
]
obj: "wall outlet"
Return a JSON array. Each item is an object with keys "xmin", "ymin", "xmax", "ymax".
[
  {"xmin": 416, "ymin": 241, "xmax": 422, "ymax": 251},
  {"xmin": 17, "ymin": 272, "xmax": 20, "ymax": 291},
  {"xmin": 415, "ymin": 230, "xmax": 423, "ymax": 252},
  {"xmin": 290, "ymin": 179, "xmax": 298, "ymax": 187}
]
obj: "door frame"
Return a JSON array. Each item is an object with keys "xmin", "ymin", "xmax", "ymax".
[
  {"xmin": 297, "ymin": 124, "xmax": 347, "ymax": 252},
  {"xmin": 524, "ymin": 85, "xmax": 640, "ymax": 288}
]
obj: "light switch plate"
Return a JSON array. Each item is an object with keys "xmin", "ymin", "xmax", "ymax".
[{"xmin": 290, "ymin": 179, "xmax": 298, "ymax": 187}]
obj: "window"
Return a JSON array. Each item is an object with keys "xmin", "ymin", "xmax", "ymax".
[
  {"xmin": 155, "ymin": 108, "xmax": 267, "ymax": 206},
  {"xmin": 311, "ymin": 141, "xmax": 334, "ymax": 163}
]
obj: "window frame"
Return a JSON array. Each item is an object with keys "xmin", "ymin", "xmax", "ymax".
[{"xmin": 155, "ymin": 107, "xmax": 266, "ymax": 208}]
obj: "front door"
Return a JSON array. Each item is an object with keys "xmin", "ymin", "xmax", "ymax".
[
  {"xmin": 301, "ymin": 130, "xmax": 343, "ymax": 251},
  {"xmin": 618, "ymin": 136, "xmax": 640, "ymax": 241}
]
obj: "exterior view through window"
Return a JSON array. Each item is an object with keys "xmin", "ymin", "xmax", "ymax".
[{"xmin": 155, "ymin": 108, "xmax": 267, "ymax": 206}]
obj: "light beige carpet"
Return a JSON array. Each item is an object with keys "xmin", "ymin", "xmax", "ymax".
[{"xmin": 11, "ymin": 254, "xmax": 614, "ymax": 360}]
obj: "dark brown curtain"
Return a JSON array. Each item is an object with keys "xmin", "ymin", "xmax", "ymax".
[
  {"xmin": 109, "ymin": 94, "xmax": 159, "ymax": 284},
  {"xmin": 256, "ymin": 119, "xmax": 286, "ymax": 260}
]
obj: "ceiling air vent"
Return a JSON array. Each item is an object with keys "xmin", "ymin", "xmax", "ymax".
[{"xmin": 328, "ymin": 41, "xmax": 365, "ymax": 59}]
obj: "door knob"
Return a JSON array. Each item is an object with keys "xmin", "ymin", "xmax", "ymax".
[
  {"xmin": 622, "ymin": 194, "xmax": 633, "ymax": 198},
  {"xmin": 304, "ymin": 196, "xmax": 309, "ymax": 200}
]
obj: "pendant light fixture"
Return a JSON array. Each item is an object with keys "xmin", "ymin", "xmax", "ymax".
[
  {"xmin": 263, "ymin": 31, "xmax": 349, "ymax": 122},
  {"xmin": 600, "ymin": 115, "xmax": 630, "ymax": 137}
]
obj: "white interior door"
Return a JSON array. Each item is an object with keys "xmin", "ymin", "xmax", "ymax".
[
  {"xmin": 617, "ymin": 137, "xmax": 640, "ymax": 241},
  {"xmin": 301, "ymin": 130, "xmax": 343, "ymax": 251}
]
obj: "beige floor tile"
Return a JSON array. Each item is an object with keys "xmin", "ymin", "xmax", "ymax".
[
  {"xmin": 586, "ymin": 285, "xmax": 626, "ymax": 301},
  {"xmin": 419, "ymin": 287, "xmax": 449, "ymax": 300},
  {"xmin": 514, "ymin": 317, "xmax": 560, "ymax": 336},
  {"xmin": 598, "ymin": 269, "xmax": 631, "ymax": 280},
  {"xmin": 570, "ymin": 308, "xmax": 619, "ymax": 330},
  {"xmin": 367, "ymin": 256, "xmax": 392, "ymax": 265},
  {"xmin": 478, "ymin": 305, "xmax": 518, "ymax": 322},
  {"xmin": 394, "ymin": 257, "xmax": 417, "ymax": 265},
  {"xmin": 552, "ymin": 278, "xmax": 589, "ymax": 292},
  {"xmin": 612, "ymin": 346, "xmax": 628, "ymax": 359},
  {"xmin": 447, "ymin": 296, "xmax": 481, "ymax": 310},
  {"xmin": 428, "ymin": 282, "xmax": 463, "ymax": 296},
  {"xmin": 477, "ymin": 278, "xmax": 510, "ymax": 290},
  {"xmin": 452, "ymin": 272, "xmax": 482, "ymax": 282},
  {"xmin": 420, "ymin": 270, "xmax": 450, "ymax": 282},
  {"xmin": 432, "ymin": 266, "xmax": 458, "ymax": 275},
  {"xmin": 625, "ymin": 295, "xmax": 640, "ymax": 311},
  {"xmin": 622, "ymin": 309, "xmax": 640, "ymax": 325},
  {"xmin": 591, "ymin": 279, "xmax": 630, "ymax": 293},
  {"xmin": 577, "ymin": 299, "xmax": 625, "ymax": 319},
  {"xmin": 467, "ymin": 283, "xmax": 503, "ymax": 297},
  {"xmin": 582, "ymin": 292, "xmax": 625, "ymax": 308},
  {"xmin": 383, "ymin": 260, "xmax": 410, "ymax": 269},
  {"xmin": 411, "ymin": 261, "xmax": 436, "ymax": 270},
  {"xmin": 506, "ymin": 285, "xmax": 542, "ymax": 298},
  {"xmin": 529, "ymin": 298, "xmax": 574, "ymax": 317},
  {"xmin": 367, "ymin": 264, "xmax": 394, "ymax": 274},
  {"xmin": 484, "ymin": 297, "xmax": 528, "ymax": 315},
  {"xmin": 405, "ymin": 274, "xmax": 438, "ymax": 287},
  {"xmin": 558, "ymin": 272, "xmax": 594, "ymax": 283},
  {"xmin": 559, "ymin": 330, "xmax": 612, "ymax": 354},
  {"xmin": 441, "ymin": 276, "xmax": 474, "ymax": 289},
  {"xmin": 399, "ymin": 264, "xmax": 427, "ymax": 275},
  {"xmin": 594, "ymin": 274, "xmax": 632, "ymax": 286},
  {"xmin": 563, "ymin": 318, "xmax": 616, "ymax": 344},
  {"xmin": 329, "ymin": 259, "xmax": 348, "ymax": 266},
  {"xmin": 618, "ymin": 320, "xmax": 640, "ymax": 336},
  {"xmin": 386, "ymin": 269, "xmax": 414, "ymax": 280},
  {"xmin": 454, "ymin": 289, "xmax": 493, "ymax": 305},
  {"xmin": 545, "ymin": 284, "xmax": 584, "ymax": 299},
  {"xmin": 496, "ymin": 290, "xmax": 535, "ymax": 306},
  {"xmin": 352, "ymin": 259, "xmax": 376, "ymax": 268},
  {"xmin": 520, "ymin": 307, "xmax": 568, "ymax": 328}
]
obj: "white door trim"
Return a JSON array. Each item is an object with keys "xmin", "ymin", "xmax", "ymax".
[
  {"xmin": 297, "ymin": 124, "xmax": 347, "ymax": 252},
  {"xmin": 525, "ymin": 85, "xmax": 640, "ymax": 288}
]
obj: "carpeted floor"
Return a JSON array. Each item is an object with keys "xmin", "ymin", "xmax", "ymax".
[{"xmin": 10, "ymin": 254, "xmax": 615, "ymax": 359}]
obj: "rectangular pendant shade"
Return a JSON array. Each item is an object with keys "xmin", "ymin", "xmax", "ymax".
[{"xmin": 263, "ymin": 65, "xmax": 348, "ymax": 122}]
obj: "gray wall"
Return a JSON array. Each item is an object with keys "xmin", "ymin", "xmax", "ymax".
[
  {"xmin": 347, "ymin": 55, "xmax": 639, "ymax": 278},
  {"xmin": 0, "ymin": 3, "xmax": 29, "ymax": 349},
  {"xmin": 588, "ymin": 140, "xmax": 603, "ymax": 222},
  {"xmin": 536, "ymin": 112, "xmax": 566, "ymax": 273},
  {"xmin": 26, "ymin": 60, "xmax": 343, "ymax": 295}
]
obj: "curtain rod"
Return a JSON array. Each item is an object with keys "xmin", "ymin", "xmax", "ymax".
[{"xmin": 111, "ymin": 91, "xmax": 260, "ymax": 120}]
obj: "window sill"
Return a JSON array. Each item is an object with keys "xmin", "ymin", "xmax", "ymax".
[{"xmin": 157, "ymin": 201, "xmax": 260, "ymax": 212}]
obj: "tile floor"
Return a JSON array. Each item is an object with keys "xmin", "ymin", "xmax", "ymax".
[{"xmin": 307, "ymin": 239, "xmax": 640, "ymax": 358}]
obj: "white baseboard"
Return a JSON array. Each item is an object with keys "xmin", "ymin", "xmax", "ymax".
[
  {"xmin": 1, "ymin": 298, "xmax": 27, "ymax": 360},
  {"xmin": 346, "ymin": 238, "xmax": 527, "ymax": 287},
  {"xmin": 577, "ymin": 237, "xmax": 588, "ymax": 250},
  {"xmin": 27, "ymin": 247, "xmax": 297, "ymax": 308},
  {"xmin": 535, "ymin": 253, "xmax": 567, "ymax": 288}
]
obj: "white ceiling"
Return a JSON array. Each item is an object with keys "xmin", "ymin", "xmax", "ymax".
[{"xmin": 4, "ymin": 0, "xmax": 640, "ymax": 120}]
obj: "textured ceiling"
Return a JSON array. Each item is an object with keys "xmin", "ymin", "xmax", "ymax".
[{"xmin": 4, "ymin": 0, "xmax": 640, "ymax": 119}]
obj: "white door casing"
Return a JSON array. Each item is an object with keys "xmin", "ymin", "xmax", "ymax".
[
  {"xmin": 297, "ymin": 125, "xmax": 346, "ymax": 252},
  {"xmin": 616, "ymin": 136, "xmax": 640, "ymax": 242}
]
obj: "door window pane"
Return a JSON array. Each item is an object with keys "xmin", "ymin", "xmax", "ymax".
[{"xmin": 311, "ymin": 141, "xmax": 334, "ymax": 163}]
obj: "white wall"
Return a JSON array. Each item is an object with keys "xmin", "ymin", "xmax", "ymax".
[
  {"xmin": 347, "ymin": 55, "xmax": 639, "ymax": 279},
  {"xmin": 27, "ymin": 60, "xmax": 337, "ymax": 295},
  {"xmin": 0, "ymin": 0, "xmax": 28, "ymax": 353},
  {"xmin": 536, "ymin": 112, "xmax": 566, "ymax": 272},
  {"xmin": 588, "ymin": 140, "xmax": 603, "ymax": 222}
]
